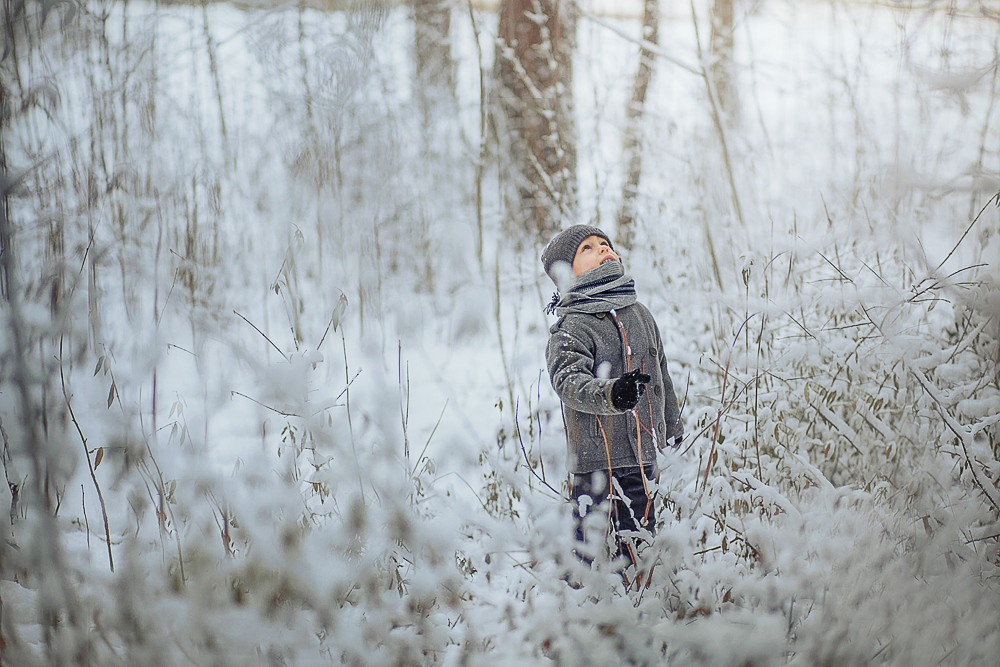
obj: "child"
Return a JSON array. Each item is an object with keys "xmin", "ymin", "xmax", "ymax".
[{"xmin": 542, "ymin": 225, "xmax": 682, "ymax": 580}]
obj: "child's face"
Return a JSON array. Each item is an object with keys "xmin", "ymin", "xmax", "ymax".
[{"xmin": 571, "ymin": 235, "xmax": 620, "ymax": 276}]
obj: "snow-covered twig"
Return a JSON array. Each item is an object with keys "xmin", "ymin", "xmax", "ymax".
[
  {"xmin": 701, "ymin": 351, "xmax": 731, "ymax": 494},
  {"xmin": 700, "ymin": 318, "xmax": 755, "ymax": 493},
  {"xmin": 907, "ymin": 363, "xmax": 1000, "ymax": 516},
  {"xmin": 731, "ymin": 472, "xmax": 802, "ymax": 521}
]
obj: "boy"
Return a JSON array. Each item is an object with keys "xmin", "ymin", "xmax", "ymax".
[{"xmin": 542, "ymin": 225, "xmax": 682, "ymax": 580}]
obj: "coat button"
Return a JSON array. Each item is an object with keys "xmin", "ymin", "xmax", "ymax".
[
  {"xmin": 649, "ymin": 347, "xmax": 657, "ymax": 357},
  {"xmin": 596, "ymin": 313, "xmax": 606, "ymax": 319},
  {"xmin": 654, "ymin": 385, "xmax": 661, "ymax": 396}
]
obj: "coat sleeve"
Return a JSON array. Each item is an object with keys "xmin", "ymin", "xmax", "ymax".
[
  {"xmin": 546, "ymin": 323, "xmax": 621, "ymax": 415},
  {"xmin": 655, "ymin": 321, "xmax": 683, "ymax": 442}
]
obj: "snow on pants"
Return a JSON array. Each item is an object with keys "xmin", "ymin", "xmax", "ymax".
[{"xmin": 570, "ymin": 465, "xmax": 655, "ymax": 564}]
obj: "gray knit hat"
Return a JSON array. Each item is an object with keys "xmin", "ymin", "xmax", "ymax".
[{"xmin": 541, "ymin": 225, "xmax": 615, "ymax": 282}]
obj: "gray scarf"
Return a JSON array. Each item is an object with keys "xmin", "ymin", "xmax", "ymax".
[{"xmin": 546, "ymin": 260, "xmax": 637, "ymax": 316}]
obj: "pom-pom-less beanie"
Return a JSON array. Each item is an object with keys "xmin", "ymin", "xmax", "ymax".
[{"xmin": 540, "ymin": 225, "xmax": 615, "ymax": 283}]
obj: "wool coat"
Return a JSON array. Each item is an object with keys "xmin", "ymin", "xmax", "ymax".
[{"xmin": 546, "ymin": 302, "xmax": 682, "ymax": 475}]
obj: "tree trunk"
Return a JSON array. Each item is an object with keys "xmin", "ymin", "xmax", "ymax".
[
  {"xmin": 494, "ymin": 0, "xmax": 576, "ymax": 241},
  {"xmin": 709, "ymin": 0, "xmax": 738, "ymax": 122},
  {"xmin": 616, "ymin": 0, "xmax": 659, "ymax": 250},
  {"xmin": 413, "ymin": 0, "xmax": 456, "ymax": 151},
  {"xmin": 0, "ymin": 1, "xmax": 13, "ymax": 302}
]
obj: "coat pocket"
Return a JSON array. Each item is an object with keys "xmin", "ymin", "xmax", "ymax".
[
  {"xmin": 566, "ymin": 410, "xmax": 599, "ymax": 443},
  {"xmin": 587, "ymin": 413, "xmax": 603, "ymax": 438}
]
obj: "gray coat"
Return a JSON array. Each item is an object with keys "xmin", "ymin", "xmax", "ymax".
[{"xmin": 546, "ymin": 302, "xmax": 682, "ymax": 474}]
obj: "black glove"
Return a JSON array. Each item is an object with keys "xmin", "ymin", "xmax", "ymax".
[
  {"xmin": 671, "ymin": 432, "xmax": 684, "ymax": 448},
  {"xmin": 611, "ymin": 369, "xmax": 651, "ymax": 410}
]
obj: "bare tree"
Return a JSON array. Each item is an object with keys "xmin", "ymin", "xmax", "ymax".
[
  {"xmin": 709, "ymin": 0, "xmax": 738, "ymax": 122},
  {"xmin": 0, "ymin": 0, "xmax": 20, "ymax": 302},
  {"xmin": 494, "ymin": 0, "xmax": 577, "ymax": 240},
  {"xmin": 616, "ymin": 0, "xmax": 659, "ymax": 250},
  {"xmin": 412, "ymin": 0, "xmax": 457, "ymax": 153},
  {"xmin": 690, "ymin": 0, "xmax": 744, "ymax": 227}
]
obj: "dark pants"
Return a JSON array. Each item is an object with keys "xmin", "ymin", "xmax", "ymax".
[{"xmin": 570, "ymin": 465, "xmax": 655, "ymax": 565}]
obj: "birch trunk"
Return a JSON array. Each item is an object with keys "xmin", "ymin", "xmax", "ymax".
[{"xmin": 616, "ymin": 0, "xmax": 659, "ymax": 250}]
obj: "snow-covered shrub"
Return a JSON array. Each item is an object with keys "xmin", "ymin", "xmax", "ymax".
[{"xmin": 634, "ymin": 208, "xmax": 1000, "ymax": 660}]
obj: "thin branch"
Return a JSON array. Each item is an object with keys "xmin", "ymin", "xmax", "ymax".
[
  {"xmin": 702, "ymin": 352, "xmax": 732, "ymax": 494},
  {"xmin": 233, "ymin": 310, "xmax": 289, "ymax": 361},
  {"xmin": 317, "ymin": 292, "xmax": 347, "ymax": 350},
  {"xmin": 399, "ymin": 341, "xmax": 410, "ymax": 472},
  {"xmin": 156, "ymin": 267, "xmax": 181, "ymax": 327},
  {"xmin": 934, "ymin": 192, "xmax": 1000, "ymax": 274},
  {"xmin": 413, "ymin": 399, "xmax": 448, "ymax": 479},
  {"xmin": 142, "ymin": 441, "xmax": 186, "ymax": 583},
  {"xmin": 59, "ymin": 338, "xmax": 114, "ymax": 572},
  {"xmin": 334, "ymin": 368, "xmax": 363, "ymax": 403},
  {"xmin": 231, "ymin": 391, "xmax": 298, "ymax": 418},
  {"xmin": 573, "ymin": 1, "xmax": 700, "ymax": 75},
  {"xmin": 514, "ymin": 399, "xmax": 566, "ymax": 500}
]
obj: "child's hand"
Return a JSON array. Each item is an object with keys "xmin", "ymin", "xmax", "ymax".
[{"xmin": 611, "ymin": 369, "xmax": 651, "ymax": 410}]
